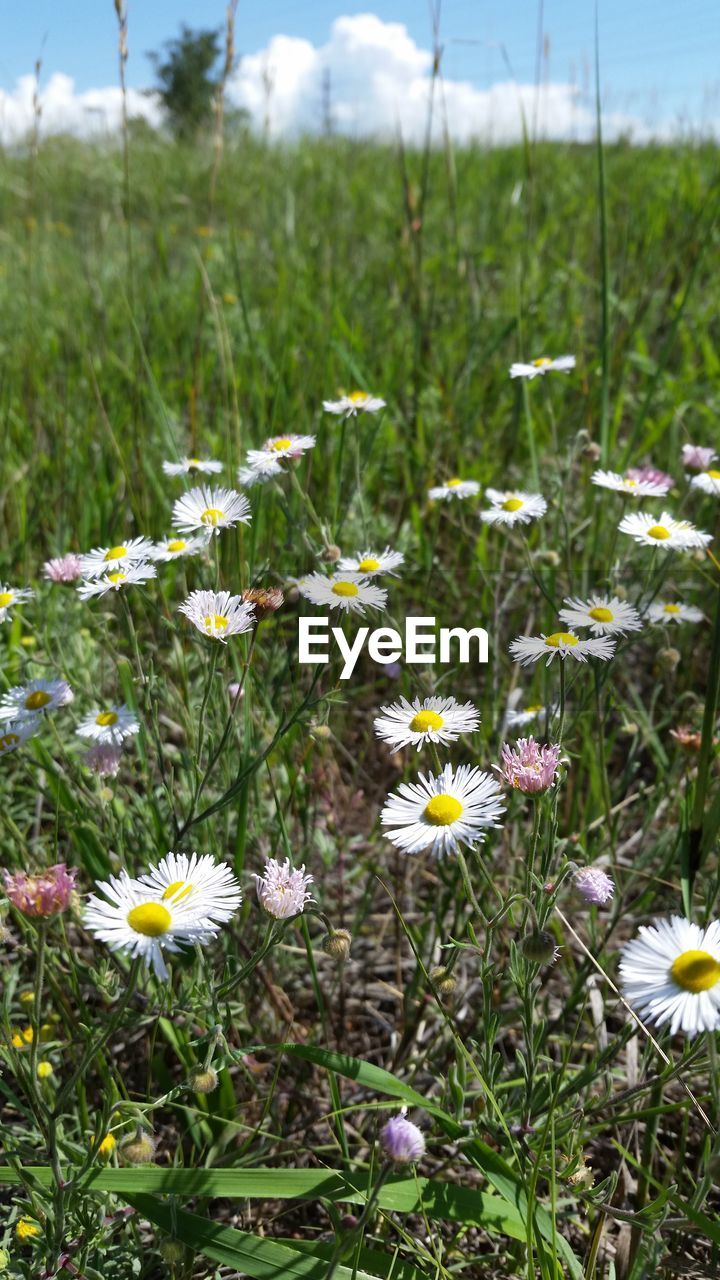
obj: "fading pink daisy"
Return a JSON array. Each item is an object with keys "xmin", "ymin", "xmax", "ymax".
[
  {"xmin": 4, "ymin": 864, "xmax": 78, "ymax": 918},
  {"xmin": 43, "ymin": 554, "xmax": 83, "ymax": 583},
  {"xmin": 498, "ymin": 737, "xmax": 562, "ymax": 794}
]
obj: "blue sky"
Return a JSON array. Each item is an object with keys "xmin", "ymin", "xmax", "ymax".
[{"xmin": 1, "ymin": 1, "xmax": 718, "ymax": 133}]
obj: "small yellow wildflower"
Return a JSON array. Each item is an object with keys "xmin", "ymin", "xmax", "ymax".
[
  {"xmin": 37, "ymin": 1061, "xmax": 54, "ymax": 1080},
  {"xmin": 15, "ymin": 1217, "xmax": 41, "ymax": 1242},
  {"xmin": 97, "ymin": 1133, "xmax": 117, "ymax": 1159}
]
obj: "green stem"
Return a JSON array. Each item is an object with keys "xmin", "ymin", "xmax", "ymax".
[{"xmin": 52, "ymin": 958, "xmax": 142, "ymax": 1121}]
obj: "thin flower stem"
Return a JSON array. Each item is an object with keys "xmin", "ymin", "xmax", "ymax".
[{"xmin": 52, "ymin": 958, "xmax": 142, "ymax": 1122}]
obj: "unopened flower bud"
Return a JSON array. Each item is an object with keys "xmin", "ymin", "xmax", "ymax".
[
  {"xmin": 429, "ymin": 965, "xmax": 456, "ymax": 996},
  {"xmin": 533, "ymin": 550, "xmax": 561, "ymax": 568},
  {"xmin": 322, "ymin": 928, "xmax": 352, "ymax": 962},
  {"xmin": 310, "ymin": 723, "xmax": 332, "ymax": 741},
  {"xmin": 120, "ymin": 1132, "xmax": 156, "ymax": 1165},
  {"xmin": 189, "ymin": 1067, "xmax": 219, "ymax": 1094},
  {"xmin": 322, "ymin": 544, "xmax": 341, "ymax": 563},
  {"xmin": 520, "ymin": 929, "xmax": 560, "ymax": 965},
  {"xmin": 656, "ymin": 647, "xmax": 681, "ymax": 674},
  {"xmin": 159, "ymin": 1239, "xmax": 185, "ymax": 1265},
  {"xmin": 583, "ymin": 441, "xmax": 602, "ymax": 462},
  {"xmin": 381, "ymin": 1109, "xmax": 425, "ymax": 1163}
]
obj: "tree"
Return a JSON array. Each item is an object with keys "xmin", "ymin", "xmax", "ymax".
[{"xmin": 149, "ymin": 25, "xmax": 222, "ymax": 140}]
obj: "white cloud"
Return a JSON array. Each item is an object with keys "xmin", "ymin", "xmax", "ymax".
[
  {"xmin": 0, "ymin": 14, "xmax": 680, "ymax": 148},
  {"xmin": 0, "ymin": 72, "xmax": 161, "ymax": 144},
  {"xmin": 228, "ymin": 13, "xmax": 650, "ymax": 144}
]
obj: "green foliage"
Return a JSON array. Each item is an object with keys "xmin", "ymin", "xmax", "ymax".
[{"xmin": 148, "ymin": 24, "xmax": 222, "ymax": 139}]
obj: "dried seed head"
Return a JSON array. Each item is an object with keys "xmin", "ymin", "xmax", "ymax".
[{"xmin": 241, "ymin": 587, "xmax": 284, "ymax": 621}]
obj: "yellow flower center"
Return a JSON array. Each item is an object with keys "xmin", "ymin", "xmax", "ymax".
[
  {"xmin": 107, "ymin": 571, "xmax": 126, "ymax": 584},
  {"xmin": 424, "ymin": 794, "xmax": 463, "ymax": 825},
  {"xmin": 270, "ymin": 437, "xmax": 292, "ymax": 451},
  {"xmin": 0, "ymin": 733, "xmax": 20, "ymax": 751},
  {"xmin": 663, "ymin": 603, "xmax": 681, "ymax": 614},
  {"xmin": 167, "ymin": 540, "xmax": 186, "ymax": 553},
  {"xmin": 187, "ymin": 458, "xmax": 201, "ymax": 467},
  {"xmin": 25, "ymin": 690, "xmax": 51, "ymax": 710},
  {"xmin": 670, "ymin": 949, "xmax": 720, "ymax": 993},
  {"xmin": 502, "ymin": 497, "xmax": 523, "ymax": 512},
  {"xmin": 624, "ymin": 478, "xmax": 638, "ymax": 488},
  {"xmin": 532, "ymin": 357, "xmax": 552, "ymax": 367},
  {"xmin": 204, "ymin": 614, "xmax": 229, "ymax": 632},
  {"xmin": 96, "ymin": 711, "xmax": 119, "ymax": 726},
  {"xmin": 410, "ymin": 709, "xmax": 445, "ymax": 733},
  {"xmin": 201, "ymin": 507, "xmax": 224, "ymax": 526},
  {"xmin": 162, "ymin": 880, "xmax": 194, "ymax": 903},
  {"xmin": 647, "ymin": 524, "xmax": 671, "ymax": 541},
  {"xmin": 545, "ymin": 632, "xmax": 578, "ymax": 648},
  {"xmin": 331, "ymin": 581, "xmax": 359, "ymax": 598},
  {"xmin": 126, "ymin": 902, "xmax": 172, "ymax": 937},
  {"xmin": 707, "ymin": 470, "xmax": 720, "ymax": 480},
  {"xmin": 104, "ymin": 545, "xmax": 128, "ymax": 560},
  {"xmin": 98, "ymin": 1133, "xmax": 117, "ymax": 1157},
  {"xmin": 0, "ymin": 591, "xmax": 14, "ymax": 607},
  {"xmin": 446, "ymin": 478, "xmax": 462, "ymax": 487},
  {"xmin": 525, "ymin": 703, "xmax": 543, "ymax": 714},
  {"xmin": 588, "ymin": 607, "xmax": 613, "ymax": 623},
  {"xmin": 349, "ymin": 390, "xmax": 368, "ymax": 403},
  {"xmin": 358, "ymin": 557, "xmax": 380, "ymax": 572}
]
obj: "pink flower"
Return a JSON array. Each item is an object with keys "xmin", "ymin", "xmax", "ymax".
[
  {"xmin": 3, "ymin": 864, "xmax": 78, "ymax": 918},
  {"xmin": 574, "ymin": 866, "xmax": 614, "ymax": 906},
  {"xmin": 499, "ymin": 737, "xmax": 562, "ymax": 794},
  {"xmin": 42, "ymin": 554, "xmax": 82, "ymax": 583},
  {"xmin": 625, "ymin": 465, "xmax": 673, "ymax": 490},
  {"xmin": 84, "ymin": 743, "xmax": 123, "ymax": 777},
  {"xmin": 381, "ymin": 1110, "xmax": 425, "ymax": 1163},
  {"xmin": 254, "ymin": 858, "xmax": 313, "ymax": 919},
  {"xmin": 682, "ymin": 444, "xmax": 717, "ymax": 471}
]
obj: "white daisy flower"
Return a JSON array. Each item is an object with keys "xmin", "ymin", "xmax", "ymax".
[
  {"xmin": 83, "ymin": 871, "xmax": 215, "ymax": 981},
  {"xmin": 172, "ymin": 486, "xmax": 251, "ymax": 537},
  {"xmin": 298, "ymin": 573, "xmax": 387, "ymax": 615},
  {"xmin": 690, "ymin": 469, "xmax": 720, "ymax": 498},
  {"xmin": 504, "ymin": 696, "xmax": 546, "ymax": 731},
  {"xmin": 0, "ymin": 679, "xmax": 74, "ymax": 722},
  {"xmin": 79, "ymin": 537, "xmax": 155, "ymax": 579},
  {"xmin": 428, "ymin": 478, "xmax": 480, "ymax": 502},
  {"xmin": 558, "ymin": 595, "xmax": 643, "ymax": 637},
  {"xmin": 323, "ymin": 391, "xmax": 386, "ymax": 418},
  {"xmin": 509, "ymin": 631, "xmax": 616, "ymax": 667},
  {"xmin": 618, "ymin": 511, "xmax": 712, "ymax": 551},
  {"xmin": 75, "ymin": 704, "xmax": 140, "ymax": 746},
  {"xmin": 374, "ymin": 695, "xmax": 480, "ymax": 752},
  {"xmin": 162, "ymin": 457, "xmax": 224, "ymax": 477},
  {"xmin": 178, "ymin": 589, "xmax": 255, "ymax": 641},
  {"xmin": 509, "ymin": 355, "xmax": 575, "ymax": 380},
  {"xmin": 263, "ymin": 433, "xmax": 316, "ymax": 459},
  {"xmin": 77, "ymin": 562, "xmax": 157, "ymax": 599},
  {"xmin": 591, "ymin": 469, "xmax": 671, "ymax": 498},
  {"xmin": 619, "ymin": 916, "xmax": 720, "ymax": 1037},
  {"xmin": 0, "ymin": 584, "xmax": 34, "ymax": 622},
  {"xmin": 138, "ymin": 851, "xmax": 242, "ymax": 928},
  {"xmin": 238, "ymin": 452, "xmax": 285, "ymax": 487},
  {"xmin": 481, "ymin": 489, "xmax": 547, "ymax": 526},
  {"xmin": 646, "ymin": 601, "xmax": 704, "ymax": 625},
  {"xmin": 381, "ymin": 763, "xmax": 505, "ymax": 858},
  {"xmin": 336, "ymin": 547, "xmax": 404, "ymax": 577},
  {"xmin": 0, "ymin": 718, "xmax": 39, "ymax": 758},
  {"xmin": 150, "ymin": 535, "xmax": 207, "ymax": 562}
]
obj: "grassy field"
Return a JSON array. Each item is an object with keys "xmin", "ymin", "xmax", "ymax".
[{"xmin": 1, "ymin": 127, "xmax": 720, "ymax": 1279}]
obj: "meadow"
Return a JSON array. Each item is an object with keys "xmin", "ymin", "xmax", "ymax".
[{"xmin": 1, "ymin": 123, "xmax": 719, "ymax": 1279}]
